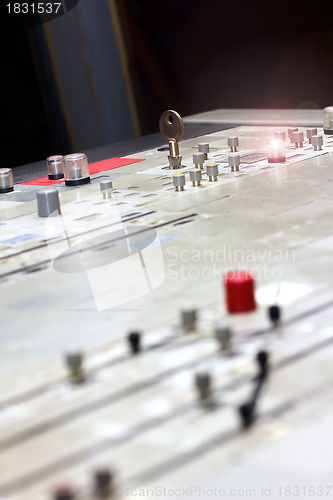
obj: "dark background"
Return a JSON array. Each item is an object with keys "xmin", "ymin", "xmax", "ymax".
[{"xmin": 2, "ymin": 0, "xmax": 333, "ymax": 168}]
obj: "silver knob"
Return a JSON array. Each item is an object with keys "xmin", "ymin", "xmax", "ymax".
[
  {"xmin": 173, "ymin": 173, "xmax": 185, "ymax": 191},
  {"xmin": 0, "ymin": 168, "xmax": 14, "ymax": 193},
  {"xmin": 46, "ymin": 155, "xmax": 64, "ymax": 180},
  {"xmin": 193, "ymin": 152, "xmax": 205, "ymax": 169},
  {"xmin": 293, "ymin": 131, "xmax": 304, "ymax": 148},
  {"xmin": 36, "ymin": 188, "xmax": 61, "ymax": 217},
  {"xmin": 228, "ymin": 136, "xmax": 239, "ymax": 152},
  {"xmin": 306, "ymin": 128, "xmax": 317, "ymax": 144},
  {"xmin": 288, "ymin": 128, "xmax": 298, "ymax": 142},
  {"xmin": 206, "ymin": 163, "xmax": 219, "ymax": 181},
  {"xmin": 63, "ymin": 153, "xmax": 90, "ymax": 186},
  {"xmin": 100, "ymin": 180, "xmax": 113, "ymax": 199},
  {"xmin": 215, "ymin": 325, "xmax": 231, "ymax": 351},
  {"xmin": 198, "ymin": 143, "xmax": 209, "ymax": 160},
  {"xmin": 182, "ymin": 308, "xmax": 197, "ymax": 331},
  {"xmin": 312, "ymin": 135, "xmax": 323, "ymax": 151},
  {"xmin": 274, "ymin": 131, "xmax": 285, "ymax": 141},
  {"xmin": 195, "ymin": 372, "xmax": 211, "ymax": 400},
  {"xmin": 66, "ymin": 352, "xmax": 84, "ymax": 383},
  {"xmin": 189, "ymin": 169, "xmax": 202, "ymax": 186},
  {"xmin": 228, "ymin": 154, "xmax": 240, "ymax": 172}
]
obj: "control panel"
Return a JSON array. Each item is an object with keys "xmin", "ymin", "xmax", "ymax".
[{"xmin": 1, "ymin": 110, "xmax": 333, "ymax": 499}]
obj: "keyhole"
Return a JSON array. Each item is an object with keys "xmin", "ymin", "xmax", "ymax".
[{"xmin": 166, "ymin": 114, "xmax": 173, "ymax": 125}]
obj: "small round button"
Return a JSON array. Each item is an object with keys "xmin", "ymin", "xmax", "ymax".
[
  {"xmin": 198, "ymin": 143, "xmax": 209, "ymax": 160},
  {"xmin": 288, "ymin": 128, "xmax": 298, "ymax": 142},
  {"xmin": 228, "ymin": 136, "xmax": 239, "ymax": 152},
  {"xmin": 189, "ymin": 169, "xmax": 202, "ymax": 186},
  {"xmin": 173, "ymin": 173, "xmax": 186, "ymax": 191},
  {"xmin": 206, "ymin": 163, "xmax": 219, "ymax": 181},
  {"xmin": 193, "ymin": 152, "xmax": 205, "ymax": 169},
  {"xmin": 306, "ymin": 128, "xmax": 317, "ymax": 143},
  {"xmin": 312, "ymin": 135, "xmax": 323, "ymax": 150},
  {"xmin": 274, "ymin": 131, "xmax": 285, "ymax": 141},
  {"xmin": 293, "ymin": 131, "xmax": 304, "ymax": 147},
  {"xmin": 100, "ymin": 180, "xmax": 113, "ymax": 199},
  {"xmin": 228, "ymin": 154, "xmax": 240, "ymax": 172}
]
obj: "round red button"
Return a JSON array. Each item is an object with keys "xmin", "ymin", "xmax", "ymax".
[{"xmin": 224, "ymin": 271, "xmax": 256, "ymax": 313}]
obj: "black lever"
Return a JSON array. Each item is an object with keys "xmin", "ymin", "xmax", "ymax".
[{"xmin": 239, "ymin": 350, "xmax": 269, "ymax": 428}]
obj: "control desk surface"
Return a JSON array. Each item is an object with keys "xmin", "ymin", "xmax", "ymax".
[{"xmin": 0, "ymin": 110, "xmax": 333, "ymax": 499}]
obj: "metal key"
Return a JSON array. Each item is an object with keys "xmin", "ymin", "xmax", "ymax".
[{"xmin": 159, "ymin": 110, "xmax": 184, "ymax": 169}]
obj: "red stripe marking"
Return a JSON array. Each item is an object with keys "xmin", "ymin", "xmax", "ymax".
[{"xmin": 20, "ymin": 157, "xmax": 144, "ymax": 186}]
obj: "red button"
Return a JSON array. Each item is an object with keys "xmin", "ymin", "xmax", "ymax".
[{"xmin": 224, "ymin": 271, "xmax": 256, "ymax": 313}]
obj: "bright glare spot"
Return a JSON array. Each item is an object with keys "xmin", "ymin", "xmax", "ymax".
[{"xmin": 256, "ymin": 282, "xmax": 314, "ymax": 305}]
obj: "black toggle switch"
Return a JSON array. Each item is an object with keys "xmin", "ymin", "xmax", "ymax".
[
  {"xmin": 95, "ymin": 468, "xmax": 113, "ymax": 497},
  {"xmin": 268, "ymin": 305, "xmax": 281, "ymax": 327},
  {"xmin": 257, "ymin": 350, "xmax": 269, "ymax": 380},
  {"xmin": 128, "ymin": 332, "xmax": 141, "ymax": 354},
  {"xmin": 238, "ymin": 350, "xmax": 269, "ymax": 428}
]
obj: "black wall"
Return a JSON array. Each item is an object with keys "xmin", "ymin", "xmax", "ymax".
[
  {"xmin": 2, "ymin": 0, "xmax": 333, "ymax": 168},
  {"xmin": 118, "ymin": 0, "xmax": 333, "ymax": 131},
  {"xmin": 0, "ymin": 15, "xmax": 60, "ymax": 168}
]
